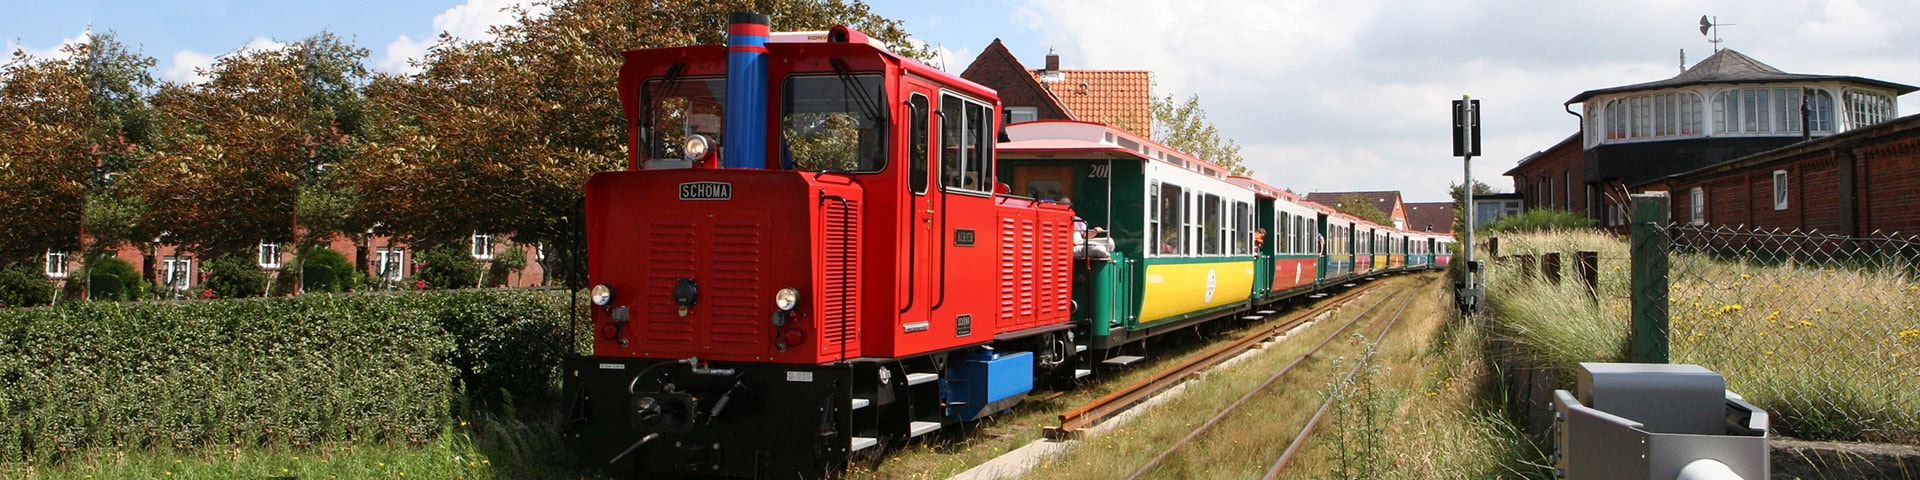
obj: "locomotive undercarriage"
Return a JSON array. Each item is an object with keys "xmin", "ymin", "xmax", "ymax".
[{"xmin": 562, "ymin": 329, "xmax": 1090, "ymax": 479}]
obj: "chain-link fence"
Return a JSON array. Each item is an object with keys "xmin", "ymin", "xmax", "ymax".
[{"xmin": 1661, "ymin": 224, "xmax": 1920, "ymax": 443}]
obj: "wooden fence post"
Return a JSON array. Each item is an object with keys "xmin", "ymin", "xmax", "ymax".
[
  {"xmin": 1517, "ymin": 254, "xmax": 1536, "ymax": 279},
  {"xmin": 1543, "ymin": 252, "xmax": 1562, "ymax": 284}
]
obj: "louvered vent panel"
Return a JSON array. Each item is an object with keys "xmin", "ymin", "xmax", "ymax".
[
  {"xmin": 1019, "ymin": 217, "xmax": 1037, "ymax": 324},
  {"xmin": 707, "ymin": 221, "xmax": 764, "ymax": 346},
  {"xmin": 999, "ymin": 217, "xmax": 1018, "ymax": 327},
  {"xmin": 822, "ymin": 199, "xmax": 860, "ymax": 355},
  {"xmin": 1048, "ymin": 216, "xmax": 1071, "ymax": 315},
  {"xmin": 646, "ymin": 222, "xmax": 697, "ymax": 344}
]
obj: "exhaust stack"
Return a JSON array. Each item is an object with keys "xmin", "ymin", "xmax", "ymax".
[{"xmin": 722, "ymin": 12, "xmax": 770, "ymax": 169}]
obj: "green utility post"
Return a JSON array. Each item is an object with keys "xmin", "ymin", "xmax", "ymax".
[{"xmin": 1629, "ymin": 192, "xmax": 1671, "ymax": 363}]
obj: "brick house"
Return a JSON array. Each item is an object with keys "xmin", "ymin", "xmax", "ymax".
[
  {"xmin": 1656, "ymin": 114, "xmax": 1920, "ymax": 235},
  {"xmin": 960, "ymin": 40, "xmax": 1152, "ymax": 139},
  {"xmin": 1511, "ymin": 48, "xmax": 1915, "ymax": 233},
  {"xmin": 1303, "ymin": 191, "xmax": 1407, "ymax": 229},
  {"xmin": 77, "ymin": 231, "xmax": 550, "ymax": 301}
]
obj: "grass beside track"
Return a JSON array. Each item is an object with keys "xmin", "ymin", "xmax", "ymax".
[
  {"xmin": 1276, "ymin": 274, "xmax": 1549, "ymax": 479},
  {"xmin": 845, "ymin": 280, "xmax": 1391, "ymax": 479},
  {"xmin": 1000, "ymin": 274, "xmax": 1547, "ymax": 480}
]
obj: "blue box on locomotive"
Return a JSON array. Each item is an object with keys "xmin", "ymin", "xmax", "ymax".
[{"xmin": 944, "ymin": 350, "xmax": 1034, "ymax": 421}]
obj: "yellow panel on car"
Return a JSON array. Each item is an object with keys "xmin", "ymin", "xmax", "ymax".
[{"xmin": 1138, "ymin": 259, "xmax": 1255, "ymax": 324}]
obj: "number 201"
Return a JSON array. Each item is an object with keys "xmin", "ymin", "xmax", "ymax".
[{"xmin": 1089, "ymin": 165, "xmax": 1110, "ymax": 178}]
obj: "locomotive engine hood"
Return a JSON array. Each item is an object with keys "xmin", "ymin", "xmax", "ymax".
[{"xmin": 585, "ymin": 168, "xmax": 864, "ymax": 364}]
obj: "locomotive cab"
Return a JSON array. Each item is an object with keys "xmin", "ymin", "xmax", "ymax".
[{"xmin": 565, "ymin": 14, "xmax": 1076, "ymax": 479}]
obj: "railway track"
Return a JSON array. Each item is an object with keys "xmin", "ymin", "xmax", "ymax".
[
  {"xmin": 1115, "ymin": 276, "xmax": 1426, "ymax": 480},
  {"xmin": 1044, "ymin": 279, "xmax": 1390, "ymax": 441}
]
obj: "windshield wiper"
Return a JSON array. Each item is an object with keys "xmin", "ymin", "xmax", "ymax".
[{"xmin": 829, "ymin": 58, "xmax": 885, "ymax": 125}]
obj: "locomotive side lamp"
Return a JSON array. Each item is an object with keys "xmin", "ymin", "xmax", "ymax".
[
  {"xmin": 773, "ymin": 287, "xmax": 799, "ymax": 311},
  {"xmin": 590, "ymin": 284, "xmax": 614, "ymax": 306}
]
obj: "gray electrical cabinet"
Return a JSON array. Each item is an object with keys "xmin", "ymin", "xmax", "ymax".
[{"xmin": 1553, "ymin": 363, "xmax": 1769, "ymax": 479}]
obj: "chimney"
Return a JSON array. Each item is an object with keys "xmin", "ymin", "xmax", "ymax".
[{"xmin": 1045, "ymin": 47, "xmax": 1059, "ymax": 71}]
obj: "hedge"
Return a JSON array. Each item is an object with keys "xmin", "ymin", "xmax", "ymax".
[{"xmin": 0, "ymin": 289, "xmax": 571, "ymax": 464}]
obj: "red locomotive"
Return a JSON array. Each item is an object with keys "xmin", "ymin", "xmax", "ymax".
[{"xmin": 563, "ymin": 13, "xmax": 1078, "ymax": 478}]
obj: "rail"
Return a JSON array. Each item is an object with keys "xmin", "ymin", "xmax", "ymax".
[
  {"xmin": 1122, "ymin": 281, "xmax": 1417, "ymax": 479},
  {"xmin": 1044, "ymin": 280, "xmax": 1386, "ymax": 440}
]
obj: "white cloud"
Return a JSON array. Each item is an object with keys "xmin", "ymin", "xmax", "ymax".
[
  {"xmin": 164, "ymin": 49, "xmax": 216, "ymax": 84},
  {"xmin": 375, "ymin": 0, "xmax": 551, "ymax": 74},
  {"xmin": 1015, "ymin": 0, "xmax": 1920, "ymax": 201},
  {"xmin": 379, "ymin": 35, "xmax": 435, "ymax": 75}
]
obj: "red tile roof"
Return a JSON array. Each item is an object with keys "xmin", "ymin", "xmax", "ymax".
[{"xmin": 1031, "ymin": 69, "xmax": 1152, "ymax": 139}]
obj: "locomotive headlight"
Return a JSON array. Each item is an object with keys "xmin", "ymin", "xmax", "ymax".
[
  {"xmin": 773, "ymin": 287, "xmax": 799, "ymax": 311},
  {"xmin": 590, "ymin": 284, "xmax": 614, "ymax": 306},
  {"xmin": 683, "ymin": 134, "xmax": 714, "ymax": 161}
]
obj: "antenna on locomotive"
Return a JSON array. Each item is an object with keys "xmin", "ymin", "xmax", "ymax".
[{"xmin": 723, "ymin": 12, "xmax": 771, "ymax": 169}]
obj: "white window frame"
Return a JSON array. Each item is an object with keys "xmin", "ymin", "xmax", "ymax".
[
  {"xmin": 1772, "ymin": 170, "xmax": 1789, "ymax": 211},
  {"xmin": 471, "ymin": 233, "xmax": 495, "ymax": 260},
  {"xmin": 258, "ymin": 242, "xmax": 281, "ymax": 270},
  {"xmin": 162, "ymin": 255, "xmax": 193, "ymax": 291},
  {"xmin": 375, "ymin": 247, "xmax": 406, "ymax": 283},
  {"xmin": 44, "ymin": 250, "xmax": 68, "ymax": 279},
  {"xmin": 1005, "ymin": 106, "xmax": 1038, "ymax": 124},
  {"xmin": 1690, "ymin": 187, "xmax": 1707, "ymax": 225}
]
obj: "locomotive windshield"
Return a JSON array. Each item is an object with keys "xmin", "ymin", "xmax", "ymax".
[
  {"xmin": 781, "ymin": 74, "xmax": 887, "ymax": 172},
  {"xmin": 641, "ymin": 77, "xmax": 726, "ymax": 164}
]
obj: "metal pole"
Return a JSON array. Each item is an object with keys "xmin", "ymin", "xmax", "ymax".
[
  {"xmin": 1461, "ymin": 96, "xmax": 1476, "ymax": 285},
  {"xmin": 1629, "ymin": 192, "xmax": 1671, "ymax": 363}
]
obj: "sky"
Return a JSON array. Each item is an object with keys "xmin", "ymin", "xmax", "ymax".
[{"xmin": 5, "ymin": 0, "xmax": 1916, "ymax": 202}]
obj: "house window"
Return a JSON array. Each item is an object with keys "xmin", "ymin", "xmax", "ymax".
[
  {"xmin": 44, "ymin": 251, "xmax": 67, "ymax": 279},
  {"xmin": 1689, "ymin": 187, "xmax": 1706, "ymax": 225},
  {"xmin": 258, "ymin": 242, "xmax": 281, "ymax": 269},
  {"xmin": 1604, "ymin": 92, "xmax": 1704, "ymax": 140},
  {"xmin": 1843, "ymin": 89, "xmax": 1895, "ymax": 128},
  {"xmin": 162, "ymin": 256, "xmax": 193, "ymax": 290},
  {"xmin": 1714, "ymin": 88, "xmax": 1836, "ymax": 135},
  {"xmin": 375, "ymin": 248, "xmax": 406, "ymax": 283},
  {"xmin": 471, "ymin": 233, "xmax": 494, "ymax": 260},
  {"xmin": 1772, "ymin": 170, "xmax": 1789, "ymax": 211},
  {"xmin": 1004, "ymin": 106, "xmax": 1038, "ymax": 124}
]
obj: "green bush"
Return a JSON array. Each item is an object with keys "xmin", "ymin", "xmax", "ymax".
[
  {"xmin": 486, "ymin": 246, "xmax": 529, "ymax": 287},
  {"xmin": 416, "ymin": 245, "xmax": 480, "ymax": 290},
  {"xmin": 0, "ymin": 263, "xmax": 54, "ymax": 308},
  {"xmin": 85, "ymin": 256, "xmax": 141, "ymax": 301},
  {"xmin": 1481, "ymin": 208, "xmax": 1595, "ymax": 234},
  {"xmin": 0, "ymin": 289, "xmax": 570, "ymax": 463},
  {"xmin": 202, "ymin": 254, "xmax": 269, "ymax": 298},
  {"xmin": 298, "ymin": 247, "xmax": 358, "ymax": 293}
]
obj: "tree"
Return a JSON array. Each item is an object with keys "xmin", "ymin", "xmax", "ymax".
[
  {"xmin": 1449, "ymin": 180, "xmax": 1496, "ymax": 234},
  {"xmin": 130, "ymin": 44, "xmax": 305, "ymax": 259},
  {"xmin": 78, "ymin": 32, "xmax": 164, "ymax": 257},
  {"xmin": 0, "ymin": 47, "xmax": 91, "ymax": 267},
  {"xmin": 1334, "ymin": 193, "xmax": 1394, "ymax": 227},
  {"xmin": 1152, "ymin": 92, "xmax": 1248, "ymax": 176},
  {"xmin": 337, "ymin": 0, "xmax": 929, "ymax": 253}
]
